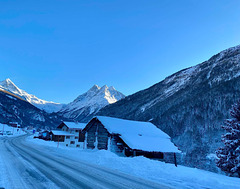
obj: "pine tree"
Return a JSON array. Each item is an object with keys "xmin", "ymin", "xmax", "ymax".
[{"xmin": 216, "ymin": 99, "xmax": 240, "ymax": 177}]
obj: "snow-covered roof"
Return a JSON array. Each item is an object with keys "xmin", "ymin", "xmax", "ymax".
[
  {"xmin": 63, "ymin": 122, "xmax": 86, "ymax": 130},
  {"xmin": 95, "ymin": 116, "xmax": 180, "ymax": 153},
  {"xmin": 51, "ymin": 130, "xmax": 75, "ymax": 136}
]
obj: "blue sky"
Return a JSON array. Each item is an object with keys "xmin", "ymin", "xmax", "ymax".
[{"xmin": 0, "ymin": 0, "xmax": 240, "ymax": 103}]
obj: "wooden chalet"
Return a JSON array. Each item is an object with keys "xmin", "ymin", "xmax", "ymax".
[
  {"xmin": 83, "ymin": 116, "xmax": 180, "ymax": 164},
  {"xmin": 57, "ymin": 121, "xmax": 86, "ymax": 142},
  {"xmin": 51, "ymin": 121, "xmax": 86, "ymax": 147},
  {"xmin": 50, "ymin": 130, "xmax": 74, "ymax": 142}
]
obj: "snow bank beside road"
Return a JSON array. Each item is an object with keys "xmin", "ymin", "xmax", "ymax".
[
  {"xmin": 0, "ymin": 146, "xmax": 7, "ymax": 188},
  {"xmin": 0, "ymin": 124, "xmax": 25, "ymax": 137},
  {"xmin": 26, "ymin": 136, "xmax": 240, "ymax": 189}
]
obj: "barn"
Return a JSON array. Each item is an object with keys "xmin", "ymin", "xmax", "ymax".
[{"xmin": 83, "ymin": 116, "xmax": 180, "ymax": 163}]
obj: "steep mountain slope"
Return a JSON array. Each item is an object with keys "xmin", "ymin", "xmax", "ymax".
[
  {"xmin": 0, "ymin": 79, "xmax": 64, "ymax": 113},
  {"xmin": 0, "ymin": 88, "xmax": 61, "ymax": 127},
  {"xmin": 98, "ymin": 45, "xmax": 240, "ymax": 171},
  {"xmin": 59, "ymin": 85, "xmax": 125, "ymax": 122}
]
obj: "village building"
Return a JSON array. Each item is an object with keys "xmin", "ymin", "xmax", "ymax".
[
  {"xmin": 38, "ymin": 130, "xmax": 51, "ymax": 140},
  {"xmin": 8, "ymin": 122, "xmax": 21, "ymax": 128},
  {"xmin": 83, "ymin": 116, "xmax": 180, "ymax": 164},
  {"xmin": 51, "ymin": 121, "xmax": 86, "ymax": 147},
  {"xmin": 50, "ymin": 130, "xmax": 75, "ymax": 145}
]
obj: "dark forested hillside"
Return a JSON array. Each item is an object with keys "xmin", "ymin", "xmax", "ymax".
[
  {"xmin": 98, "ymin": 45, "xmax": 240, "ymax": 171},
  {"xmin": 0, "ymin": 89, "xmax": 61, "ymax": 128}
]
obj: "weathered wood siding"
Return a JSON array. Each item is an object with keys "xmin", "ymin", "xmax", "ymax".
[
  {"xmin": 61, "ymin": 125, "xmax": 68, "ymax": 131},
  {"xmin": 78, "ymin": 131, "xmax": 85, "ymax": 142},
  {"xmin": 86, "ymin": 120, "xmax": 97, "ymax": 149},
  {"xmin": 163, "ymin": 152, "xmax": 179, "ymax": 165},
  {"xmin": 110, "ymin": 135, "xmax": 127, "ymax": 156},
  {"xmin": 85, "ymin": 119, "xmax": 110, "ymax": 150},
  {"xmin": 57, "ymin": 122, "xmax": 67, "ymax": 130},
  {"xmin": 97, "ymin": 122, "xmax": 109, "ymax": 150}
]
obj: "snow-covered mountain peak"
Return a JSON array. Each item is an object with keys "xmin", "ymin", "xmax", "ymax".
[
  {"xmin": 0, "ymin": 78, "xmax": 22, "ymax": 94},
  {"xmin": 3, "ymin": 78, "xmax": 13, "ymax": 85},
  {"xmin": 89, "ymin": 84, "xmax": 101, "ymax": 91},
  {"xmin": 59, "ymin": 85, "xmax": 125, "ymax": 120},
  {"xmin": 0, "ymin": 78, "xmax": 64, "ymax": 113},
  {"xmin": 108, "ymin": 86, "xmax": 116, "ymax": 91},
  {"xmin": 99, "ymin": 85, "xmax": 109, "ymax": 92},
  {"xmin": 5, "ymin": 78, "xmax": 12, "ymax": 83}
]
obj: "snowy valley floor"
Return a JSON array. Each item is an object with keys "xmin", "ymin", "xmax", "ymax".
[{"xmin": 1, "ymin": 134, "xmax": 240, "ymax": 189}]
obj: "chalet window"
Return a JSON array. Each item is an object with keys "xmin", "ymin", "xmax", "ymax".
[
  {"xmin": 66, "ymin": 144, "xmax": 68, "ymax": 146},
  {"xmin": 75, "ymin": 136, "xmax": 78, "ymax": 139},
  {"xmin": 75, "ymin": 130, "xmax": 79, "ymax": 132},
  {"xmin": 76, "ymin": 144, "xmax": 80, "ymax": 147},
  {"xmin": 70, "ymin": 141, "xmax": 75, "ymax": 144},
  {"xmin": 66, "ymin": 136, "xmax": 70, "ymax": 139}
]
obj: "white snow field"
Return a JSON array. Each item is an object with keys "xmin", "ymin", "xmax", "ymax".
[
  {"xmin": 59, "ymin": 85, "xmax": 125, "ymax": 118},
  {"xmin": 1, "ymin": 135, "xmax": 239, "ymax": 189}
]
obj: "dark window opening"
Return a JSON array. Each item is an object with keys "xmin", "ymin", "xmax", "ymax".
[{"xmin": 78, "ymin": 132, "xmax": 85, "ymax": 142}]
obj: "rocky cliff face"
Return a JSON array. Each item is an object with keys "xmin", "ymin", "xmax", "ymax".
[
  {"xmin": 0, "ymin": 89, "xmax": 61, "ymax": 128},
  {"xmin": 98, "ymin": 45, "xmax": 240, "ymax": 171}
]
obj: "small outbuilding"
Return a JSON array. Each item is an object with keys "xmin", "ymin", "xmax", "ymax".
[
  {"xmin": 39, "ymin": 130, "xmax": 51, "ymax": 140},
  {"xmin": 83, "ymin": 116, "xmax": 180, "ymax": 163}
]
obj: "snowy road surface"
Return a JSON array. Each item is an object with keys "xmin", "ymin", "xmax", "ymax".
[{"xmin": 0, "ymin": 135, "xmax": 171, "ymax": 189}]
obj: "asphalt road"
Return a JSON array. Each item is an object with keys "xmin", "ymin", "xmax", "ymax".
[{"xmin": 0, "ymin": 135, "xmax": 172, "ymax": 189}]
